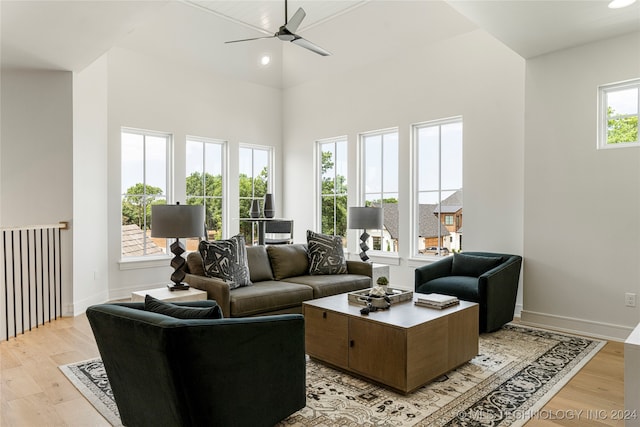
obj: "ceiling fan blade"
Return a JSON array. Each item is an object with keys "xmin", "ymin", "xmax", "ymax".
[
  {"xmin": 285, "ymin": 7, "xmax": 306, "ymax": 34},
  {"xmin": 291, "ymin": 36, "xmax": 331, "ymax": 56},
  {"xmin": 225, "ymin": 35, "xmax": 275, "ymax": 44}
]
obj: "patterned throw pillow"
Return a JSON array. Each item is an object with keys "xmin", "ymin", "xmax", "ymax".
[
  {"xmin": 198, "ymin": 235, "xmax": 252, "ymax": 289},
  {"xmin": 307, "ymin": 230, "xmax": 348, "ymax": 275}
]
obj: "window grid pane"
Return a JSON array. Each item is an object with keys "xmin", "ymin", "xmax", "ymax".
[
  {"xmin": 186, "ymin": 138, "xmax": 225, "ymax": 244},
  {"xmin": 362, "ymin": 130, "xmax": 399, "ymax": 253},
  {"xmin": 239, "ymin": 146, "xmax": 271, "ymax": 244},
  {"xmin": 599, "ymin": 80, "xmax": 640, "ymax": 148},
  {"xmin": 121, "ymin": 130, "xmax": 169, "ymax": 258},
  {"xmin": 318, "ymin": 139, "xmax": 348, "ymax": 244},
  {"xmin": 414, "ymin": 118, "xmax": 463, "ymax": 258}
]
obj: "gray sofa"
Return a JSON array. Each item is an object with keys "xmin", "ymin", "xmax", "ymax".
[{"xmin": 185, "ymin": 243, "xmax": 372, "ymax": 317}]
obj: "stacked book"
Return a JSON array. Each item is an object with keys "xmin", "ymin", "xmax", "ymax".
[{"xmin": 414, "ymin": 293, "xmax": 459, "ymax": 309}]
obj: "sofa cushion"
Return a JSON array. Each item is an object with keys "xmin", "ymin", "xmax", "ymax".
[
  {"xmin": 144, "ymin": 295, "xmax": 223, "ymax": 319},
  {"xmin": 451, "ymin": 253, "xmax": 503, "ymax": 277},
  {"xmin": 229, "ymin": 281, "xmax": 314, "ymax": 317},
  {"xmin": 419, "ymin": 276, "xmax": 480, "ymax": 302},
  {"xmin": 267, "ymin": 244, "xmax": 309, "ymax": 280},
  {"xmin": 306, "ymin": 230, "xmax": 348, "ymax": 275},
  {"xmin": 199, "ymin": 235, "xmax": 252, "ymax": 289},
  {"xmin": 282, "ymin": 274, "xmax": 371, "ymax": 299},
  {"xmin": 246, "ymin": 245, "xmax": 274, "ymax": 282}
]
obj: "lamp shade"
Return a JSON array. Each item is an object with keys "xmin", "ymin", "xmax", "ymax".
[
  {"xmin": 348, "ymin": 206, "xmax": 383, "ymax": 230},
  {"xmin": 151, "ymin": 204, "xmax": 205, "ymax": 238}
]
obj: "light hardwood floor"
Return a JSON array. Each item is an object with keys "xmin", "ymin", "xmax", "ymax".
[{"xmin": 0, "ymin": 315, "xmax": 625, "ymax": 426}]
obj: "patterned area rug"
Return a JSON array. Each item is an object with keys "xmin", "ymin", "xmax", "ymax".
[{"xmin": 59, "ymin": 324, "xmax": 604, "ymax": 427}]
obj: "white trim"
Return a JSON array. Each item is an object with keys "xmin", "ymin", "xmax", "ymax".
[{"xmin": 520, "ymin": 309, "xmax": 634, "ymax": 342}]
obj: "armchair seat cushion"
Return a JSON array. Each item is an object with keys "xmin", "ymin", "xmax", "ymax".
[{"xmin": 419, "ymin": 276, "xmax": 480, "ymax": 302}]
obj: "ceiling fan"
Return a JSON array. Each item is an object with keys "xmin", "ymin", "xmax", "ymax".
[{"xmin": 225, "ymin": 0, "xmax": 331, "ymax": 56}]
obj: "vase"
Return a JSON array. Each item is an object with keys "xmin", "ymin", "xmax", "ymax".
[
  {"xmin": 250, "ymin": 199, "xmax": 261, "ymax": 218},
  {"xmin": 263, "ymin": 193, "xmax": 275, "ymax": 218}
]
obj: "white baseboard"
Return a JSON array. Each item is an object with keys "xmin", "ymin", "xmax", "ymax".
[{"xmin": 520, "ymin": 309, "xmax": 634, "ymax": 342}]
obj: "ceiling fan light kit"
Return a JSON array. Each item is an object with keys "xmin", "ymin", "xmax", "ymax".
[{"xmin": 225, "ymin": 0, "xmax": 331, "ymax": 56}]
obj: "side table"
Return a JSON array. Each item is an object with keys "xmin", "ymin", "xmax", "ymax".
[{"xmin": 131, "ymin": 286, "xmax": 207, "ymax": 303}]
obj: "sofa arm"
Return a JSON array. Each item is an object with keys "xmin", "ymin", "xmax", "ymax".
[
  {"xmin": 414, "ymin": 257, "xmax": 454, "ymax": 291},
  {"xmin": 346, "ymin": 260, "xmax": 373, "ymax": 277},
  {"xmin": 184, "ymin": 273, "xmax": 231, "ymax": 317}
]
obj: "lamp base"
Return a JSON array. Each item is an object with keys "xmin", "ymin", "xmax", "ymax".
[
  {"xmin": 359, "ymin": 230, "xmax": 370, "ymax": 262},
  {"xmin": 167, "ymin": 282, "xmax": 190, "ymax": 291}
]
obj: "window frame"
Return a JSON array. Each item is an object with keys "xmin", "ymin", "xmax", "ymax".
[
  {"xmin": 120, "ymin": 127, "xmax": 172, "ymax": 259},
  {"xmin": 238, "ymin": 143, "xmax": 274, "ymax": 244},
  {"xmin": 411, "ymin": 116, "xmax": 463, "ymax": 259},
  {"xmin": 359, "ymin": 127, "xmax": 399, "ymax": 255},
  {"xmin": 185, "ymin": 136, "xmax": 227, "ymax": 243},
  {"xmin": 316, "ymin": 137, "xmax": 348, "ymax": 241},
  {"xmin": 597, "ymin": 78, "xmax": 640, "ymax": 150}
]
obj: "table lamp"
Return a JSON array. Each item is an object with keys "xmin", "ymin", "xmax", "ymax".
[
  {"xmin": 348, "ymin": 206, "xmax": 383, "ymax": 262},
  {"xmin": 151, "ymin": 202, "xmax": 205, "ymax": 291}
]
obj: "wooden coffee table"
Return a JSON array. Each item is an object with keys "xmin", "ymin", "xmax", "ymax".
[{"xmin": 303, "ymin": 292, "xmax": 478, "ymax": 394}]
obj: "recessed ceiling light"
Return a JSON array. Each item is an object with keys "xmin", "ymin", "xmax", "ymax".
[
  {"xmin": 260, "ymin": 55, "xmax": 271, "ymax": 66},
  {"xmin": 608, "ymin": 0, "xmax": 636, "ymax": 8}
]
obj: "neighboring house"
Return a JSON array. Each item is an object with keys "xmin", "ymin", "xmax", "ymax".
[
  {"xmin": 418, "ymin": 190, "xmax": 463, "ymax": 255},
  {"xmin": 121, "ymin": 224, "xmax": 164, "ymax": 257}
]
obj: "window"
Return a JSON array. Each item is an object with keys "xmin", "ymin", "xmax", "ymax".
[
  {"xmin": 317, "ymin": 138, "xmax": 348, "ymax": 245},
  {"xmin": 239, "ymin": 145, "xmax": 272, "ymax": 244},
  {"xmin": 186, "ymin": 137, "xmax": 225, "ymax": 249},
  {"xmin": 361, "ymin": 129, "xmax": 399, "ymax": 253},
  {"xmin": 598, "ymin": 79, "xmax": 639, "ymax": 149},
  {"xmin": 413, "ymin": 118, "xmax": 463, "ymax": 257},
  {"xmin": 121, "ymin": 129, "xmax": 170, "ymax": 257}
]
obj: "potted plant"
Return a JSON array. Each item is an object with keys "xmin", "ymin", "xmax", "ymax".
[{"xmin": 376, "ymin": 276, "xmax": 389, "ymax": 293}]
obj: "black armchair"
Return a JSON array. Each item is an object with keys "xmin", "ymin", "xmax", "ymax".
[
  {"xmin": 415, "ymin": 252, "xmax": 522, "ymax": 333},
  {"xmin": 86, "ymin": 300, "xmax": 306, "ymax": 427}
]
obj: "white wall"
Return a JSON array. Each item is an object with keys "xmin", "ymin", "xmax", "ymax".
[
  {"xmin": 73, "ymin": 55, "xmax": 110, "ymax": 314},
  {"xmin": 282, "ymin": 30, "xmax": 525, "ymax": 295},
  {"xmin": 105, "ymin": 47, "xmax": 283, "ymax": 300},
  {"xmin": 521, "ymin": 32, "xmax": 640, "ymax": 340},
  {"xmin": 0, "ymin": 69, "xmax": 74, "ymax": 315}
]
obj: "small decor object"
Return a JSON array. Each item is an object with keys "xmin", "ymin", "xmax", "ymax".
[
  {"xmin": 347, "ymin": 206, "xmax": 383, "ymax": 262},
  {"xmin": 376, "ymin": 276, "xmax": 389, "ymax": 293},
  {"xmin": 151, "ymin": 202, "xmax": 205, "ymax": 291},
  {"xmin": 348, "ymin": 288, "xmax": 413, "ymax": 305},
  {"xmin": 263, "ymin": 193, "xmax": 275, "ymax": 218},
  {"xmin": 357, "ymin": 285, "xmax": 391, "ymax": 312},
  {"xmin": 250, "ymin": 199, "xmax": 261, "ymax": 218},
  {"xmin": 414, "ymin": 293, "xmax": 459, "ymax": 309}
]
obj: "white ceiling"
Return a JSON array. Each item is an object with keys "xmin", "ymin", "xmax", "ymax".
[{"xmin": 1, "ymin": 0, "xmax": 639, "ymax": 88}]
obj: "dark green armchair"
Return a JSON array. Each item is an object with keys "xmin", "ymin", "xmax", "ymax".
[
  {"xmin": 415, "ymin": 252, "xmax": 522, "ymax": 333},
  {"xmin": 86, "ymin": 300, "xmax": 306, "ymax": 427}
]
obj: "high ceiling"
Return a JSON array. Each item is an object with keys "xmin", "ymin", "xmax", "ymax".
[{"xmin": 1, "ymin": 0, "xmax": 639, "ymax": 88}]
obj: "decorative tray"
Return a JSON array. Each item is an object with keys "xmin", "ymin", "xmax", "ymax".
[{"xmin": 348, "ymin": 288, "xmax": 414, "ymax": 305}]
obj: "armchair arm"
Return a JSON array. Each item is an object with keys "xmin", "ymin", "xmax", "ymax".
[
  {"xmin": 477, "ymin": 255, "xmax": 523, "ymax": 332},
  {"xmin": 414, "ymin": 257, "xmax": 454, "ymax": 291},
  {"xmin": 184, "ymin": 273, "xmax": 231, "ymax": 317},
  {"xmin": 346, "ymin": 260, "xmax": 373, "ymax": 277}
]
